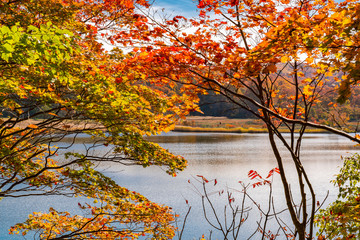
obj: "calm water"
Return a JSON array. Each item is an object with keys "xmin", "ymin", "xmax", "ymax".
[{"xmin": 1, "ymin": 132, "xmax": 359, "ymax": 239}]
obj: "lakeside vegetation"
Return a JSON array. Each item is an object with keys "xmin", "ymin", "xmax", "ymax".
[
  {"xmin": 175, "ymin": 116, "xmax": 357, "ymax": 133},
  {"xmin": 8, "ymin": 116, "xmax": 356, "ymax": 134}
]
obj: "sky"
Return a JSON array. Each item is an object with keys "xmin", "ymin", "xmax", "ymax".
[{"xmin": 149, "ymin": 0, "xmax": 199, "ymax": 18}]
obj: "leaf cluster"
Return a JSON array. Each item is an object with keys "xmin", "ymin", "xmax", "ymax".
[
  {"xmin": 0, "ymin": 0, "xmax": 194, "ymax": 238},
  {"xmin": 315, "ymin": 153, "xmax": 360, "ymax": 239}
]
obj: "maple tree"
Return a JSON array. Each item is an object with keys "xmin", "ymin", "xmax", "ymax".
[
  {"xmin": 118, "ymin": 0, "xmax": 360, "ymax": 238},
  {"xmin": 1, "ymin": 0, "xmax": 359, "ymax": 238},
  {"xmin": 314, "ymin": 2, "xmax": 360, "ymax": 104},
  {"xmin": 0, "ymin": 0, "xmax": 199, "ymax": 238},
  {"xmin": 191, "ymin": 168, "xmax": 282, "ymax": 240}
]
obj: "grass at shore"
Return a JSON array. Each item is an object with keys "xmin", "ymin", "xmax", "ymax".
[
  {"xmin": 4, "ymin": 116, "xmax": 355, "ymax": 134},
  {"xmin": 174, "ymin": 125, "xmax": 268, "ymax": 133},
  {"xmin": 174, "ymin": 116, "xmax": 339, "ymax": 133},
  {"xmin": 173, "ymin": 125, "xmax": 327, "ymax": 133}
]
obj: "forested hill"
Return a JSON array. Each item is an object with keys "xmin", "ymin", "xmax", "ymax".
[
  {"xmin": 191, "ymin": 66, "xmax": 360, "ymax": 123},
  {"xmin": 190, "ymin": 91, "xmax": 256, "ymax": 118}
]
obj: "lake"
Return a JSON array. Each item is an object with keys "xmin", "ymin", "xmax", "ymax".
[{"xmin": 1, "ymin": 132, "xmax": 359, "ymax": 239}]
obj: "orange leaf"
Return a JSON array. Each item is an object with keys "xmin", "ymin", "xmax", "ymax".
[{"xmin": 48, "ymin": 113, "xmax": 59, "ymax": 117}]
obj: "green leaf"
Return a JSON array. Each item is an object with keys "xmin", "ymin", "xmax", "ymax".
[
  {"xmin": 0, "ymin": 26, "xmax": 10, "ymax": 34},
  {"xmin": 10, "ymin": 25, "xmax": 18, "ymax": 33},
  {"xmin": 2, "ymin": 43, "xmax": 14, "ymax": 53}
]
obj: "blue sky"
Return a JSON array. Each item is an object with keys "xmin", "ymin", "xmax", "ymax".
[{"xmin": 150, "ymin": 0, "xmax": 199, "ymax": 17}]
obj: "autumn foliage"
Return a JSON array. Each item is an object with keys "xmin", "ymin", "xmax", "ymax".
[
  {"xmin": 1, "ymin": 0, "xmax": 360, "ymax": 239},
  {"xmin": 0, "ymin": 0, "xmax": 198, "ymax": 238},
  {"xmin": 121, "ymin": 0, "xmax": 360, "ymax": 238}
]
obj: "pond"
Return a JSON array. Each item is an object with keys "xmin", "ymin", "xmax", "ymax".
[{"xmin": 1, "ymin": 132, "xmax": 359, "ymax": 239}]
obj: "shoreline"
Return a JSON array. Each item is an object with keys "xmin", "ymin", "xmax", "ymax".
[
  {"xmin": 4, "ymin": 117, "xmax": 354, "ymax": 134},
  {"xmin": 173, "ymin": 125, "xmax": 327, "ymax": 134}
]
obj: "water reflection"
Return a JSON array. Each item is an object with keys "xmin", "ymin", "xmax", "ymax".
[{"xmin": 146, "ymin": 132, "xmax": 248, "ymax": 143}]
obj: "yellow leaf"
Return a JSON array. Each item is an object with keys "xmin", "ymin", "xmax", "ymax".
[
  {"xmin": 303, "ymin": 85, "xmax": 314, "ymax": 96},
  {"xmin": 27, "ymin": 124, "xmax": 38, "ymax": 129},
  {"xmin": 325, "ymin": 71, "xmax": 333, "ymax": 77},
  {"xmin": 139, "ymin": 52, "xmax": 149, "ymax": 58},
  {"xmin": 342, "ymin": 17, "xmax": 351, "ymax": 26},
  {"xmin": 306, "ymin": 57, "xmax": 313, "ymax": 64},
  {"xmin": 233, "ymin": 72, "xmax": 241, "ymax": 78},
  {"xmin": 281, "ymin": 55, "xmax": 288, "ymax": 63}
]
